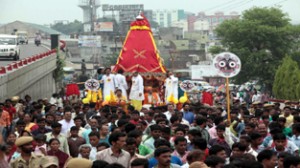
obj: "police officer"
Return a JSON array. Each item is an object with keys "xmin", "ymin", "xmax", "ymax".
[
  {"xmin": 65, "ymin": 158, "xmax": 93, "ymax": 168},
  {"xmin": 10, "ymin": 136, "xmax": 44, "ymax": 168}
]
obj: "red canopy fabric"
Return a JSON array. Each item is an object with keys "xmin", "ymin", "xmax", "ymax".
[{"xmin": 113, "ymin": 15, "xmax": 166, "ymax": 74}]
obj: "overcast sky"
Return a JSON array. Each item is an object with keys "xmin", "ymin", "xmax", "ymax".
[{"xmin": 1, "ymin": 0, "xmax": 299, "ymax": 25}]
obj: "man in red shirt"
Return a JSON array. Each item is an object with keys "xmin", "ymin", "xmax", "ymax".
[{"xmin": 2, "ymin": 99, "xmax": 16, "ymax": 123}]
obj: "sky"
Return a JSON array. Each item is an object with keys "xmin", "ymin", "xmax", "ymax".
[{"xmin": 1, "ymin": 0, "xmax": 299, "ymax": 25}]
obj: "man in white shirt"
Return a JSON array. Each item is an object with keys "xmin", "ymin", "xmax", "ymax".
[
  {"xmin": 101, "ymin": 68, "xmax": 116, "ymax": 98},
  {"xmin": 164, "ymin": 104, "xmax": 176, "ymax": 121},
  {"xmin": 59, "ymin": 110, "xmax": 75, "ymax": 137},
  {"xmin": 115, "ymin": 69, "xmax": 128, "ymax": 99},
  {"xmin": 164, "ymin": 71, "xmax": 178, "ymax": 103},
  {"xmin": 129, "ymin": 71, "xmax": 144, "ymax": 111}
]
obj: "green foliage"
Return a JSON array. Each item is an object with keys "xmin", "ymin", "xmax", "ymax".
[
  {"xmin": 273, "ymin": 56, "xmax": 300, "ymax": 100},
  {"xmin": 103, "ymin": 52, "xmax": 119, "ymax": 67},
  {"xmin": 208, "ymin": 46, "xmax": 225, "ymax": 55},
  {"xmin": 53, "ymin": 48, "xmax": 65, "ymax": 82},
  {"xmin": 215, "ymin": 7, "xmax": 300, "ymax": 90},
  {"xmin": 51, "ymin": 20, "xmax": 83, "ymax": 34},
  {"xmin": 149, "ymin": 20, "xmax": 159, "ymax": 29}
]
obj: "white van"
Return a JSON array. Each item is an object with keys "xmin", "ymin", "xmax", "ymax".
[
  {"xmin": 16, "ymin": 31, "xmax": 28, "ymax": 44},
  {"xmin": 0, "ymin": 34, "xmax": 20, "ymax": 60}
]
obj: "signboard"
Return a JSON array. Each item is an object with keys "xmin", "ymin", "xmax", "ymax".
[
  {"xmin": 78, "ymin": 35, "xmax": 101, "ymax": 48},
  {"xmin": 94, "ymin": 22, "xmax": 113, "ymax": 32},
  {"xmin": 190, "ymin": 64, "xmax": 218, "ymax": 80},
  {"xmin": 213, "ymin": 52, "xmax": 241, "ymax": 78},
  {"xmin": 102, "ymin": 4, "xmax": 144, "ymax": 11}
]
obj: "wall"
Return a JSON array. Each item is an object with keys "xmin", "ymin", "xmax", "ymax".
[{"xmin": 0, "ymin": 54, "xmax": 56, "ymax": 101}]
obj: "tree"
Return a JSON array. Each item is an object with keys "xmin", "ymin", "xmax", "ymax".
[
  {"xmin": 51, "ymin": 20, "xmax": 83, "ymax": 34},
  {"xmin": 215, "ymin": 7, "xmax": 300, "ymax": 90},
  {"xmin": 103, "ymin": 53, "xmax": 119, "ymax": 67},
  {"xmin": 208, "ymin": 46, "xmax": 225, "ymax": 55},
  {"xmin": 273, "ymin": 56, "xmax": 300, "ymax": 100}
]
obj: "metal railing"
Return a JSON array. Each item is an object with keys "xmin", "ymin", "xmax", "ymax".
[{"xmin": 0, "ymin": 40, "xmax": 66, "ymax": 75}]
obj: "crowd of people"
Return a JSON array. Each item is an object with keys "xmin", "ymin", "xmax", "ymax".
[{"xmin": 1, "ymin": 69, "xmax": 300, "ymax": 168}]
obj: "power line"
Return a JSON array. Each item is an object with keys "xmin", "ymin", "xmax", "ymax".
[
  {"xmin": 230, "ymin": 0, "xmax": 255, "ymax": 10},
  {"xmin": 267, "ymin": 0, "xmax": 288, "ymax": 7},
  {"xmin": 203, "ymin": 0, "xmax": 240, "ymax": 12},
  {"xmin": 220, "ymin": 0, "xmax": 254, "ymax": 11}
]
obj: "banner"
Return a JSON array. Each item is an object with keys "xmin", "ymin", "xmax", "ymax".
[
  {"xmin": 78, "ymin": 35, "xmax": 101, "ymax": 48},
  {"xmin": 94, "ymin": 22, "xmax": 113, "ymax": 32}
]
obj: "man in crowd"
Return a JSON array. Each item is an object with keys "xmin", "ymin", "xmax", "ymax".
[
  {"xmin": 45, "ymin": 122, "xmax": 70, "ymax": 155},
  {"xmin": 10, "ymin": 136, "xmax": 44, "ymax": 168},
  {"xmin": 129, "ymin": 71, "xmax": 144, "ymax": 111},
  {"xmin": 96, "ymin": 132, "xmax": 131, "ymax": 168}
]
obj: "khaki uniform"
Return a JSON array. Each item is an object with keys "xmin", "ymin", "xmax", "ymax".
[{"xmin": 10, "ymin": 153, "xmax": 44, "ymax": 168}]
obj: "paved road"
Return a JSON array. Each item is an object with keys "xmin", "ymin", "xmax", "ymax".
[{"xmin": 0, "ymin": 41, "xmax": 50, "ymax": 66}]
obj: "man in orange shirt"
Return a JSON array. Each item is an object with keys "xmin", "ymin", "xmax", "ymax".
[
  {"xmin": 0, "ymin": 103, "xmax": 11, "ymax": 139},
  {"xmin": 144, "ymin": 87, "xmax": 161, "ymax": 105}
]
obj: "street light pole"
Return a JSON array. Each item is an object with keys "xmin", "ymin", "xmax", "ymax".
[{"xmin": 90, "ymin": 0, "xmax": 94, "ymax": 32}]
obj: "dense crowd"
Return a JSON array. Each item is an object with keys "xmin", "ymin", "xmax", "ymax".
[{"xmin": 1, "ymin": 71, "xmax": 300, "ymax": 168}]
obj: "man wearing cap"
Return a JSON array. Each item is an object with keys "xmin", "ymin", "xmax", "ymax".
[
  {"xmin": 10, "ymin": 136, "xmax": 45, "ymax": 168},
  {"xmin": 11, "ymin": 96, "xmax": 23, "ymax": 114},
  {"xmin": 65, "ymin": 158, "xmax": 93, "ymax": 168},
  {"xmin": 40, "ymin": 156, "xmax": 59, "ymax": 168},
  {"xmin": 129, "ymin": 71, "xmax": 144, "ymax": 111}
]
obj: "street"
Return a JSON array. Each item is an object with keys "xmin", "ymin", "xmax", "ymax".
[{"xmin": 0, "ymin": 41, "xmax": 50, "ymax": 66}]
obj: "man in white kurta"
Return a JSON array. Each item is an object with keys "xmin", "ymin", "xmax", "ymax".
[
  {"xmin": 164, "ymin": 71, "xmax": 178, "ymax": 103},
  {"xmin": 115, "ymin": 70, "xmax": 128, "ymax": 99},
  {"xmin": 101, "ymin": 68, "xmax": 116, "ymax": 98},
  {"xmin": 129, "ymin": 72, "xmax": 144, "ymax": 111}
]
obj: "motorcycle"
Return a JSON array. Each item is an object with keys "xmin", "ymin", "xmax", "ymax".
[
  {"xmin": 35, "ymin": 35, "xmax": 41, "ymax": 46},
  {"xmin": 35, "ymin": 40, "xmax": 41, "ymax": 46}
]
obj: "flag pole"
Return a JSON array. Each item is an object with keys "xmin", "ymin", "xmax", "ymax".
[{"xmin": 226, "ymin": 77, "xmax": 231, "ymax": 122}]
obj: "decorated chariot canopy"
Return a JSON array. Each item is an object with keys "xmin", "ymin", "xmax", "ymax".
[{"xmin": 113, "ymin": 13, "xmax": 167, "ymax": 81}]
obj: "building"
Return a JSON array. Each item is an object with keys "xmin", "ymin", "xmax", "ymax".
[
  {"xmin": 188, "ymin": 11, "xmax": 239, "ymax": 32},
  {"xmin": 0, "ymin": 21, "xmax": 62, "ymax": 38},
  {"xmin": 171, "ymin": 20, "xmax": 188, "ymax": 32},
  {"xmin": 153, "ymin": 10, "xmax": 186, "ymax": 27},
  {"xmin": 193, "ymin": 19, "xmax": 210, "ymax": 32},
  {"xmin": 102, "ymin": 4, "xmax": 144, "ymax": 35},
  {"xmin": 78, "ymin": 0, "xmax": 101, "ymax": 32}
]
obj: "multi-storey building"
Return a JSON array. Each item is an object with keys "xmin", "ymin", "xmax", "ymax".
[{"xmin": 152, "ymin": 10, "xmax": 186, "ymax": 27}]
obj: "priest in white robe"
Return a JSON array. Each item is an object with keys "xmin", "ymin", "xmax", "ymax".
[
  {"xmin": 164, "ymin": 71, "xmax": 178, "ymax": 103},
  {"xmin": 115, "ymin": 69, "xmax": 128, "ymax": 99},
  {"xmin": 129, "ymin": 71, "xmax": 144, "ymax": 111},
  {"xmin": 101, "ymin": 68, "xmax": 116, "ymax": 98}
]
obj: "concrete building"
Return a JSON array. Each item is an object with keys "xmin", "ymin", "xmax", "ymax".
[
  {"xmin": 188, "ymin": 11, "xmax": 239, "ymax": 32},
  {"xmin": 171, "ymin": 20, "xmax": 188, "ymax": 32},
  {"xmin": 193, "ymin": 19, "xmax": 210, "ymax": 32},
  {"xmin": 153, "ymin": 10, "xmax": 186, "ymax": 27},
  {"xmin": 78, "ymin": 0, "xmax": 101, "ymax": 32}
]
